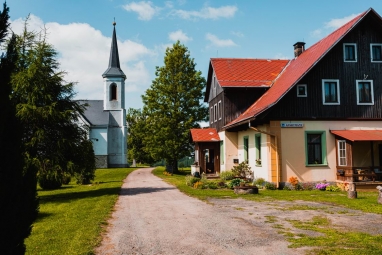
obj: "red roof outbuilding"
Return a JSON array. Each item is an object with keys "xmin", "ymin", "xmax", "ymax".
[{"xmin": 190, "ymin": 128, "xmax": 220, "ymax": 142}]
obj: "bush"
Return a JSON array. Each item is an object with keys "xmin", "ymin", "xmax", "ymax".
[
  {"xmin": 231, "ymin": 161, "xmax": 252, "ymax": 178},
  {"xmin": 264, "ymin": 182, "xmax": 277, "ymax": 190},
  {"xmin": 38, "ymin": 172, "xmax": 63, "ymax": 190},
  {"xmin": 217, "ymin": 181, "xmax": 227, "ymax": 188},
  {"xmin": 185, "ymin": 175, "xmax": 200, "ymax": 187},
  {"xmin": 283, "ymin": 183, "xmax": 293, "ymax": 190},
  {"xmin": 326, "ymin": 185, "xmax": 341, "ymax": 192},
  {"xmin": 62, "ymin": 173, "xmax": 71, "ymax": 185},
  {"xmin": 220, "ymin": 171, "xmax": 235, "ymax": 181},
  {"xmin": 253, "ymin": 177, "xmax": 266, "ymax": 188},
  {"xmin": 207, "ymin": 182, "xmax": 218, "ymax": 189},
  {"xmin": 193, "ymin": 181, "xmax": 204, "ymax": 189},
  {"xmin": 228, "ymin": 178, "xmax": 244, "ymax": 189},
  {"xmin": 300, "ymin": 182, "xmax": 316, "ymax": 191}
]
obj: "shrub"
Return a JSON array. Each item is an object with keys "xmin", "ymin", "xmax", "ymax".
[
  {"xmin": 207, "ymin": 182, "xmax": 218, "ymax": 189},
  {"xmin": 326, "ymin": 185, "xmax": 341, "ymax": 192},
  {"xmin": 264, "ymin": 182, "xmax": 277, "ymax": 190},
  {"xmin": 283, "ymin": 183, "xmax": 293, "ymax": 190},
  {"xmin": 62, "ymin": 173, "xmax": 71, "ymax": 185},
  {"xmin": 185, "ymin": 175, "xmax": 200, "ymax": 187},
  {"xmin": 337, "ymin": 182, "xmax": 349, "ymax": 191},
  {"xmin": 253, "ymin": 177, "xmax": 266, "ymax": 188},
  {"xmin": 38, "ymin": 172, "xmax": 63, "ymax": 190},
  {"xmin": 228, "ymin": 178, "xmax": 244, "ymax": 189},
  {"xmin": 300, "ymin": 182, "xmax": 315, "ymax": 191},
  {"xmin": 231, "ymin": 161, "xmax": 252, "ymax": 178},
  {"xmin": 220, "ymin": 171, "xmax": 235, "ymax": 181},
  {"xmin": 217, "ymin": 181, "xmax": 227, "ymax": 188}
]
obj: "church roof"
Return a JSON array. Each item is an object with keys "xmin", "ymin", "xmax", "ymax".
[
  {"xmin": 78, "ymin": 100, "xmax": 109, "ymax": 126},
  {"xmin": 102, "ymin": 23, "xmax": 126, "ymax": 79}
]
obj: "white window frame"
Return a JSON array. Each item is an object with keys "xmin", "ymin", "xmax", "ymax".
[
  {"xmin": 210, "ymin": 106, "xmax": 213, "ymax": 124},
  {"xmin": 337, "ymin": 140, "xmax": 347, "ymax": 166},
  {"xmin": 356, "ymin": 80, "xmax": 374, "ymax": 105},
  {"xmin": 213, "ymin": 75, "xmax": 217, "ymax": 89},
  {"xmin": 343, "ymin": 43, "xmax": 357, "ymax": 62},
  {"xmin": 218, "ymin": 100, "xmax": 222, "ymax": 120},
  {"xmin": 322, "ymin": 79, "xmax": 340, "ymax": 105},
  {"xmin": 296, "ymin": 84, "xmax": 307, "ymax": 97},
  {"xmin": 371, "ymin": 43, "xmax": 382, "ymax": 62},
  {"xmin": 214, "ymin": 104, "xmax": 217, "ymax": 122}
]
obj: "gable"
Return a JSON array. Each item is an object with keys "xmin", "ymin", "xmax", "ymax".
[
  {"xmin": 224, "ymin": 9, "xmax": 376, "ymax": 129},
  {"xmin": 78, "ymin": 100, "xmax": 109, "ymax": 126}
]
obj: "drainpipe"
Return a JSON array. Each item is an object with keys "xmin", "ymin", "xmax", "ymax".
[{"xmin": 248, "ymin": 122, "xmax": 280, "ymax": 188}]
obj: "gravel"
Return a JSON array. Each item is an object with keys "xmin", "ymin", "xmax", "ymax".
[{"xmin": 96, "ymin": 168, "xmax": 382, "ymax": 255}]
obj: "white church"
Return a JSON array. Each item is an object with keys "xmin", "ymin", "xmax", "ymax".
[{"xmin": 78, "ymin": 22, "xmax": 128, "ymax": 168}]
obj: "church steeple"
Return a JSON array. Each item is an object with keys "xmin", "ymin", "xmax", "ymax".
[{"xmin": 102, "ymin": 21, "xmax": 126, "ymax": 79}]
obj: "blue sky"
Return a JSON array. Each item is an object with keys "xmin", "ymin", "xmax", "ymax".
[{"xmin": 6, "ymin": 0, "xmax": 382, "ymax": 110}]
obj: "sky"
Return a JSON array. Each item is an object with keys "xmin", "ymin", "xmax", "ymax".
[{"xmin": 5, "ymin": 0, "xmax": 382, "ymax": 110}]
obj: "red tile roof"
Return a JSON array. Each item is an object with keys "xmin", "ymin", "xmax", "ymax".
[
  {"xmin": 190, "ymin": 128, "xmax": 220, "ymax": 142},
  {"xmin": 211, "ymin": 58, "xmax": 289, "ymax": 87},
  {"xmin": 330, "ymin": 130, "xmax": 382, "ymax": 141},
  {"xmin": 224, "ymin": 9, "xmax": 372, "ymax": 129}
]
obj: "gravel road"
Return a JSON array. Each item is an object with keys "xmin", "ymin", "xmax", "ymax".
[{"xmin": 96, "ymin": 168, "xmax": 382, "ymax": 255}]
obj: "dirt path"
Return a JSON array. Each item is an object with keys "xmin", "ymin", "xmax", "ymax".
[{"xmin": 96, "ymin": 168, "xmax": 382, "ymax": 255}]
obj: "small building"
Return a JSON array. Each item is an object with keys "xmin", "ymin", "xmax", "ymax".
[
  {"xmin": 191, "ymin": 8, "xmax": 382, "ymax": 186},
  {"xmin": 78, "ymin": 22, "xmax": 128, "ymax": 168}
]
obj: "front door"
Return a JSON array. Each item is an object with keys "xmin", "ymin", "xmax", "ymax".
[{"xmin": 206, "ymin": 149, "xmax": 215, "ymax": 174}]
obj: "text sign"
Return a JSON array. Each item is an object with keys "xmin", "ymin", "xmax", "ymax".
[{"xmin": 281, "ymin": 123, "xmax": 304, "ymax": 128}]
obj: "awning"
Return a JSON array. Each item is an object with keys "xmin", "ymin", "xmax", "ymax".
[
  {"xmin": 330, "ymin": 130, "xmax": 382, "ymax": 141},
  {"xmin": 190, "ymin": 128, "xmax": 220, "ymax": 142}
]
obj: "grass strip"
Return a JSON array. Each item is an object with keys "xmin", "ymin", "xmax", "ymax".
[
  {"xmin": 25, "ymin": 168, "xmax": 137, "ymax": 255},
  {"xmin": 153, "ymin": 167, "xmax": 382, "ymax": 214}
]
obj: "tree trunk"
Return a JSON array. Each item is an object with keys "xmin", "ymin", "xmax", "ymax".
[{"xmin": 166, "ymin": 159, "xmax": 179, "ymax": 174}]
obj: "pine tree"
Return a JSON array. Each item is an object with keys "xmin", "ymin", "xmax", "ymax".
[
  {"xmin": 142, "ymin": 41, "xmax": 207, "ymax": 172},
  {"xmin": 11, "ymin": 18, "xmax": 94, "ymax": 189},
  {"xmin": 0, "ymin": 2, "xmax": 39, "ymax": 253}
]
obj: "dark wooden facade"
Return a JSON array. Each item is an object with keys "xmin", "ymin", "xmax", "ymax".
[
  {"xmin": 194, "ymin": 141, "xmax": 220, "ymax": 174},
  {"xmin": 265, "ymin": 13, "xmax": 382, "ymax": 121}
]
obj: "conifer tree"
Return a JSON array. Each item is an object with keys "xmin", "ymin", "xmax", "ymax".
[
  {"xmin": 142, "ymin": 41, "xmax": 207, "ymax": 172},
  {"xmin": 0, "ymin": 2, "xmax": 39, "ymax": 253}
]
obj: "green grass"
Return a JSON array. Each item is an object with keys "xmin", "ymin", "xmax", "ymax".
[
  {"xmin": 25, "ymin": 168, "xmax": 137, "ymax": 255},
  {"xmin": 153, "ymin": 167, "xmax": 382, "ymax": 214}
]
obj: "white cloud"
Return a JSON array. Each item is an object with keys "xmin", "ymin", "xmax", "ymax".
[
  {"xmin": 173, "ymin": 5, "xmax": 237, "ymax": 20},
  {"xmin": 231, "ymin": 31, "xmax": 244, "ymax": 37},
  {"xmin": 310, "ymin": 13, "xmax": 360, "ymax": 38},
  {"xmin": 123, "ymin": 1, "xmax": 160, "ymax": 21},
  {"xmin": 168, "ymin": 29, "xmax": 192, "ymax": 42},
  {"xmin": 325, "ymin": 13, "xmax": 360, "ymax": 29},
  {"xmin": 205, "ymin": 33, "xmax": 236, "ymax": 47},
  {"xmin": 10, "ymin": 14, "xmax": 154, "ymax": 106}
]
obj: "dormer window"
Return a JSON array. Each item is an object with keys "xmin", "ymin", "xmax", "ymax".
[
  {"xmin": 110, "ymin": 83, "xmax": 117, "ymax": 101},
  {"xmin": 371, "ymin": 44, "xmax": 382, "ymax": 62},
  {"xmin": 343, "ymin": 43, "xmax": 357, "ymax": 62}
]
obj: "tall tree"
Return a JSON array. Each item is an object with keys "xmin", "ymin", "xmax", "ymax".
[
  {"xmin": 126, "ymin": 108, "xmax": 155, "ymax": 165},
  {"xmin": 142, "ymin": 41, "xmax": 207, "ymax": 173},
  {"xmin": 0, "ymin": 2, "xmax": 39, "ymax": 253},
  {"xmin": 11, "ymin": 18, "xmax": 94, "ymax": 189}
]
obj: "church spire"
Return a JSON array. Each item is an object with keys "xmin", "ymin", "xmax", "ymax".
[{"xmin": 102, "ymin": 21, "xmax": 126, "ymax": 79}]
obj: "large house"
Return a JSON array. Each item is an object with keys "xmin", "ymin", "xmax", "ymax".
[
  {"xmin": 78, "ymin": 22, "xmax": 128, "ymax": 168},
  {"xmin": 191, "ymin": 8, "xmax": 382, "ymax": 186}
]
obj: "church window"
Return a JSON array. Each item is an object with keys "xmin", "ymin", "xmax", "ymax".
[{"xmin": 110, "ymin": 83, "xmax": 117, "ymax": 100}]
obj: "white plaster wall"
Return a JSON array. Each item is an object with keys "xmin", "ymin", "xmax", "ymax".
[
  {"xmin": 237, "ymin": 127, "xmax": 269, "ymax": 181},
  {"xmin": 280, "ymin": 120, "xmax": 382, "ymax": 182},
  {"xmin": 90, "ymin": 128, "xmax": 108, "ymax": 155},
  {"xmin": 219, "ymin": 131, "xmax": 238, "ymax": 172},
  {"xmin": 103, "ymin": 77, "xmax": 125, "ymax": 110}
]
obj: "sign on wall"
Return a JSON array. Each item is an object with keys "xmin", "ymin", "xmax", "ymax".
[{"xmin": 281, "ymin": 123, "xmax": 304, "ymax": 128}]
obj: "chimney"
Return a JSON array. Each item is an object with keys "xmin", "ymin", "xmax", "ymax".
[{"xmin": 293, "ymin": 42, "xmax": 306, "ymax": 57}]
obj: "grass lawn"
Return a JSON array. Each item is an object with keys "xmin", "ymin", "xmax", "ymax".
[{"xmin": 25, "ymin": 167, "xmax": 138, "ymax": 255}]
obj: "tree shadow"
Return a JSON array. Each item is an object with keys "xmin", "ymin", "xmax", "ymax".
[
  {"xmin": 34, "ymin": 212, "xmax": 53, "ymax": 223},
  {"xmin": 120, "ymin": 187, "xmax": 175, "ymax": 196}
]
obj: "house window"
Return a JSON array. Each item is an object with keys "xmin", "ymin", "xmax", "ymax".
[
  {"xmin": 338, "ymin": 140, "xmax": 347, "ymax": 166},
  {"xmin": 255, "ymin": 134, "xmax": 261, "ymax": 166},
  {"xmin": 305, "ymin": 131, "xmax": 327, "ymax": 165},
  {"xmin": 110, "ymin": 83, "xmax": 117, "ymax": 100},
  {"xmin": 220, "ymin": 141, "xmax": 224, "ymax": 165},
  {"xmin": 356, "ymin": 80, "xmax": 374, "ymax": 105},
  {"xmin": 214, "ymin": 104, "xmax": 217, "ymax": 122},
  {"xmin": 371, "ymin": 44, "xmax": 382, "ymax": 62},
  {"xmin": 343, "ymin": 43, "xmax": 357, "ymax": 62},
  {"xmin": 210, "ymin": 107, "xmax": 213, "ymax": 124},
  {"xmin": 218, "ymin": 100, "xmax": 222, "ymax": 120},
  {"xmin": 213, "ymin": 75, "xmax": 217, "ymax": 89},
  {"xmin": 243, "ymin": 136, "xmax": 249, "ymax": 162},
  {"xmin": 297, "ymin": 84, "xmax": 307, "ymax": 97},
  {"xmin": 322, "ymin": 79, "xmax": 340, "ymax": 105}
]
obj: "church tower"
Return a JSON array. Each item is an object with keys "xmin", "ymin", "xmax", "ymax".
[{"xmin": 102, "ymin": 21, "xmax": 128, "ymax": 168}]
